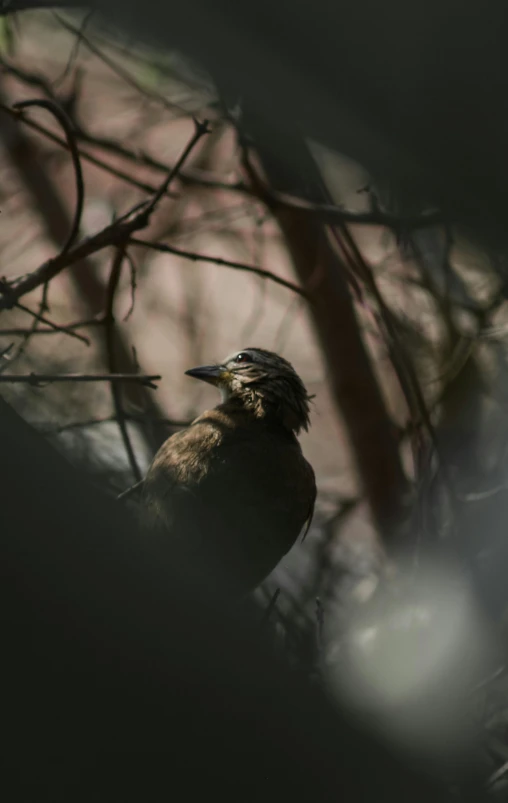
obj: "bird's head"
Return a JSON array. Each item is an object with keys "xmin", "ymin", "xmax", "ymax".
[{"xmin": 185, "ymin": 347, "xmax": 312, "ymax": 433}]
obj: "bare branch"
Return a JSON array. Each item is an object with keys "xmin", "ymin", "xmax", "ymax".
[
  {"xmin": 104, "ymin": 245, "xmax": 142, "ymax": 482},
  {"xmin": 41, "ymin": 414, "xmax": 189, "ymax": 434},
  {"xmin": 117, "ymin": 479, "xmax": 144, "ymax": 501},
  {"xmin": 0, "ymin": 214, "xmax": 143, "ymax": 310},
  {"xmin": 270, "ymin": 190, "xmax": 444, "ymax": 230},
  {"xmin": 0, "ymin": 54, "xmax": 57, "ymax": 98},
  {"xmin": 0, "ymin": 119, "xmax": 210, "ymax": 311},
  {"xmin": 13, "ymin": 97, "xmax": 85, "ymax": 254},
  {"xmin": 53, "ymin": 12, "xmax": 188, "ymax": 116},
  {"xmin": 0, "ymin": 317, "xmax": 104, "ymax": 337},
  {"xmin": 130, "ymin": 237, "xmax": 306, "ymax": 297},
  {"xmin": 0, "ymin": 372, "xmax": 161, "ymax": 387},
  {"xmin": 242, "ymin": 150, "xmax": 444, "ymax": 230},
  {"xmin": 123, "ymin": 250, "xmax": 137, "ymax": 321},
  {"xmin": 15, "ymin": 300, "xmax": 90, "ymax": 345},
  {"xmin": 0, "ymin": 88, "xmax": 442, "ymax": 232},
  {"xmin": 0, "ymin": 56, "xmax": 244, "ymax": 193},
  {"xmin": 0, "ymin": 102, "xmax": 178, "ymax": 197},
  {"xmin": 145, "ymin": 117, "xmax": 210, "ymax": 212}
]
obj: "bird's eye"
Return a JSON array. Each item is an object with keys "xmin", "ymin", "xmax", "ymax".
[{"xmin": 234, "ymin": 352, "xmax": 250, "ymax": 364}]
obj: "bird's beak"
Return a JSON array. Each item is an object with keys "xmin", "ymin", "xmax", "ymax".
[{"xmin": 185, "ymin": 364, "xmax": 223, "ymax": 385}]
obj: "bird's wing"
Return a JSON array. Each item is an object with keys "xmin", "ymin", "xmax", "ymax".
[{"xmin": 141, "ymin": 420, "xmax": 316, "ymax": 572}]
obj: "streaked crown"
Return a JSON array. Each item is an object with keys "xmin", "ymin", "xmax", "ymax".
[{"xmin": 185, "ymin": 347, "xmax": 312, "ymax": 433}]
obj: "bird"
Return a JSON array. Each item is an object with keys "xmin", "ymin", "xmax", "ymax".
[{"xmin": 140, "ymin": 347, "xmax": 316, "ymax": 596}]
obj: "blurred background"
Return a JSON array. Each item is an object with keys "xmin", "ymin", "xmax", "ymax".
[
  {"xmin": 0, "ymin": 10, "xmax": 388, "ymax": 594},
  {"xmin": 4, "ymin": 7, "xmax": 508, "ymax": 793}
]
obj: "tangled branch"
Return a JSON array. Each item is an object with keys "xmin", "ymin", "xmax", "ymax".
[{"xmin": 0, "ymin": 116, "xmax": 210, "ymax": 311}]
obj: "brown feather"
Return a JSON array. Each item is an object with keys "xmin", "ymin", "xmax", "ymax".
[{"xmin": 141, "ymin": 349, "xmax": 316, "ymax": 595}]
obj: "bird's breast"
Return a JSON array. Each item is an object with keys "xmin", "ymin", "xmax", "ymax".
[{"xmin": 141, "ymin": 406, "xmax": 315, "ymax": 594}]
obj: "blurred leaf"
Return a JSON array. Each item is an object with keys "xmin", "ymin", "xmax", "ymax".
[
  {"xmin": 0, "ymin": 16, "xmax": 16, "ymax": 57},
  {"xmin": 134, "ymin": 60, "xmax": 161, "ymax": 90}
]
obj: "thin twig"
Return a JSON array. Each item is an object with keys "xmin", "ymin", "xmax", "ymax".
[
  {"xmin": 247, "ymin": 165, "xmax": 445, "ymax": 230},
  {"xmin": 0, "ymin": 214, "xmax": 144, "ymax": 309},
  {"xmin": 130, "ymin": 237, "xmax": 306, "ymax": 297},
  {"xmin": 146, "ymin": 117, "xmax": 210, "ymax": 212},
  {"xmin": 0, "ymin": 94, "xmax": 443, "ymax": 230},
  {"xmin": 343, "ymin": 227, "xmax": 432, "ymax": 459},
  {"xmin": 105, "ymin": 245, "xmax": 142, "ymax": 482},
  {"xmin": 261, "ymin": 588, "xmax": 281, "ymax": 625},
  {"xmin": 0, "ymin": 115, "xmax": 209, "ymax": 311},
  {"xmin": 123, "ymin": 249, "xmax": 137, "ymax": 321},
  {"xmin": 117, "ymin": 479, "xmax": 144, "ymax": 501},
  {"xmin": 9, "ymin": 286, "xmax": 50, "ymax": 365},
  {"xmin": 488, "ymin": 760, "xmax": 508, "ymax": 787},
  {"xmin": 274, "ymin": 295, "xmax": 304, "ymax": 351},
  {"xmin": 13, "ymin": 98, "xmax": 84, "ymax": 254},
  {"xmin": 274, "ymin": 192, "xmax": 444, "ymax": 230},
  {"xmin": 41, "ymin": 413, "xmax": 189, "ymax": 434},
  {"xmin": 0, "ymin": 102, "xmax": 178, "ymax": 198},
  {"xmin": 52, "ymin": 10, "xmax": 94, "ymax": 87},
  {"xmin": 77, "ymin": 125, "xmax": 247, "ymax": 192},
  {"xmin": 0, "ymin": 316, "xmax": 105, "ymax": 336},
  {"xmin": 0, "ymin": 342, "xmax": 14, "ymax": 373},
  {"xmin": 96, "ymin": 123, "xmax": 208, "ymax": 479},
  {"xmin": 0, "ymin": 54, "xmax": 240, "ymax": 191},
  {"xmin": 335, "ymin": 223, "xmax": 460, "ymax": 530},
  {"xmin": 0, "ymin": 54, "xmax": 57, "ymax": 97},
  {"xmin": 0, "ymin": 373, "xmax": 161, "ymax": 387},
  {"xmin": 15, "ymin": 301, "xmax": 90, "ymax": 345},
  {"xmin": 53, "ymin": 13, "xmax": 187, "ymax": 116}
]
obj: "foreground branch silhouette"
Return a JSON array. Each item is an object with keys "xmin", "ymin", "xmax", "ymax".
[{"xmin": 0, "ymin": 395, "xmax": 468, "ymax": 802}]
